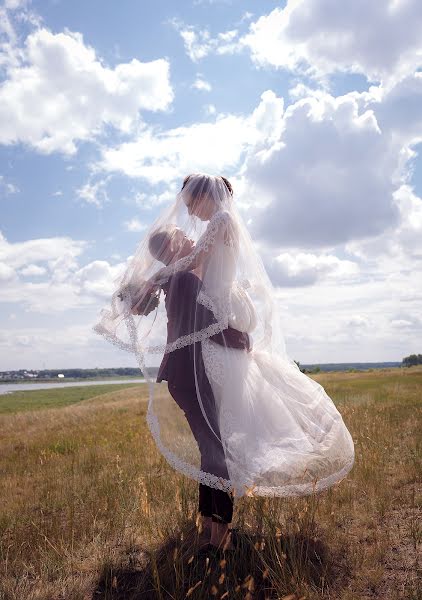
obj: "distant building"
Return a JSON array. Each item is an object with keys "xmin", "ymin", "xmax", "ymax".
[{"xmin": 57, "ymin": 373, "xmax": 65, "ymax": 378}]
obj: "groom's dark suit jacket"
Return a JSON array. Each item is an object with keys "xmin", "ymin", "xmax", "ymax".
[{"xmin": 156, "ymin": 271, "xmax": 250, "ymax": 390}]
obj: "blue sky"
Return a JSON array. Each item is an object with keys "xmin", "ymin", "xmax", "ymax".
[{"xmin": 1, "ymin": 0, "xmax": 421, "ymax": 369}]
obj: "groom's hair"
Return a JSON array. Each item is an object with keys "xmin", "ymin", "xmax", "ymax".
[{"xmin": 148, "ymin": 225, "xmax": 177, "ymax": 264}]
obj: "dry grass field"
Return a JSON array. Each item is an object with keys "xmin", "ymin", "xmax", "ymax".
[{"xmin": 0, "ymin": 368, "xmax": 420, "ymax": 600}]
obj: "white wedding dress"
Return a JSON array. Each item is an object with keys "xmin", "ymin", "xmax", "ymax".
[
  {"xmin": 199, "ymin": 210, "xmax": 355, "ymax": 498},
  {"xmin": 93, "ymin": 174, "xmax": 355, "ymax": 500}
]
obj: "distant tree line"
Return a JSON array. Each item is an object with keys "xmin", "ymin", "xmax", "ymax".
[
  {"xmin": 0, "ymin": 367, "xmax": 145, "ymax": 380},
  {"xmin": 44, "ymin": 368, "xmax": 144, "ymax": 378},
  {"xmin": 38, "ymin": 368, "xmax": 144, "ymax": 378},
  {"xmin": 402, "ymin": 354, "xmax": 422, "ymax": 367},
  {"xmin": 294, "ymin": 361, "xmax": 320, "ymax": 374}
]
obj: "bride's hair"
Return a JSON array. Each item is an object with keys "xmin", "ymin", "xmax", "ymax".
[{"xmin": 181, "ymin": 173, "xmax": 233, "ymax": 197}]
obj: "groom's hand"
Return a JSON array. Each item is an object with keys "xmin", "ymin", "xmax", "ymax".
[
  {"xmin": 130, "ymin": 284, "xmax": 160, "ymax": 316},
  {"xmin": 148, "ymin": 267, "xmax": 169, "ymax": 286}
]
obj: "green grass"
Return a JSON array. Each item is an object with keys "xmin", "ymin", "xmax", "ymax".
[
  {"xmin": 0, "ymin": 368, "xmax": 420, "ymax": 599},
  {"xmin": 0, "ymin": 383, "xmax": 145, "ymax": 414}
]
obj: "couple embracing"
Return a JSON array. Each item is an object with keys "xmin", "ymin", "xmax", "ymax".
[{"xmin": 94, "ymin": 173, "xmax": 355, "ymax": 556}]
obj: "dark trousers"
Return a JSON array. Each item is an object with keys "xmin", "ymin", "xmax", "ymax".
[
  {"xmin": 168, "ymin": 381, "xmax": 234, "ymax": 524},
  {"xmin": 198, "ymin": 482, "xmax": 234, "ymax": 524}
]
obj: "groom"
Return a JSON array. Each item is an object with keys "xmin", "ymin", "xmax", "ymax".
[{"xmin": 146, "ymin": 224, "xmax": 250, "ymax": 538}]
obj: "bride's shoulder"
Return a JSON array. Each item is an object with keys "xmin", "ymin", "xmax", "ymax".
[
  {"xmin": 208, "ymin": 210, "xmax": 238, "ymax": 247},
  {"xmin": 209, "ymin": 209, "xmax": 233, "ymax": 228}
]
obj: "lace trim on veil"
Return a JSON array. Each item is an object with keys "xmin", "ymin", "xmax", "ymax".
[
  {"xmin": 151, "ymin": 210, "xmax": 232, "ymax": 283},
  {"xmin": 92, "ymin": 209, "xmax": 234, "ymax": 356},
  {"xmin": 146, "ymin": 389, "xmax": 355, "ymax": 497}
]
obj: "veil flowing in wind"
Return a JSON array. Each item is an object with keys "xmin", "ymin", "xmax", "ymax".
[{"xmin": 93, "ymin": 174, "xmax": 355, "ymax": 498}]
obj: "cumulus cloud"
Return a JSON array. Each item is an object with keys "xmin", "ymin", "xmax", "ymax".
[
  {"xmin": 176, "ymin": 1, "xmax": 422, "ymax": 86},
  {"xmin": 204, "ymin": 103, "xmax": 216, "ymax": 116},
  {"xmin": 0, "ymin": 27, "xmax": 174, "ymax": 154},
  {"xmin": 73, "ymin": 260, "xmax": 127, "ymax": 299},
  {"xmin": 391, "ymin": 313, "xmax": 422, "ymax": 330},
  {"xmin": 366, "ymin": 72, "xmax": 422, "ymax": 146},
  {"xmin": 244, "ymin": 90, "xmax": 401, "ymax": 248},
  {"xmin": 0, "ymin": 231, "xmax": 87, "ymax": 270},
  {"xmin": 264, "ymin": 251, "xmax": 359, "ymax": 287},
  {"xmin": 99, "ymin": 90, "xmax": 284, "ymax": 184},
  {"xmin": 344, "ymin": 315, "xmax": 371, "ymax": 330},
  {"xmin": 19, "ymin": 264, "xmax": 47, "ymax": 276},
  {"xmin": 278, "ymin": 264, "xmax": 421, "ymax": 362},
  {"xmin": 0, "ymin": 322, "xmax": 110, "ymax": 371},
  {"xmin": 124, "ymin": 217, "xmax": 147, "ymax": 232},
  {"xmin": 192, "ymin": 76, "xmax": 212, "ymax": 92},
  {"xmin": 100, "ymin": 116, "xmax": 249, "ymax": 183},
  {"xmin": 171, "ymin": 17, "xmax": 239, "ymax": 62},
  {"xmin": 76, "ymin": 176, "xmax": 111, "ymax": 207},
  {"xmin": 0, "ymin": 261, "xmax": 15, "ymax": 281},
  {"xmin": 99, "ymin": 83, "xmax": 420, "ymax": 262},
  {"xmin": 0, "ymin": 230, "xmax": 129, "ymax": 312},
  {"xmin": 344, "ymin": 184, "xmax": 422, "ymax": 262},
  {"xmin": 0, "ymin": 174, "xmax": 19, "ymax": 196},
  {"xmin": 133, "ymin": 188, "xmax": 178, "ymax": 210}
]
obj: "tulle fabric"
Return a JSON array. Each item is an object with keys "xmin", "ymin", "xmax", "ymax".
[{"xmin": 93, "ymin": 173, "xmax": 355, "ymax": 498}]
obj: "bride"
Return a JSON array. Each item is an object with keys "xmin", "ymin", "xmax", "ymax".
[{"xmin": 93, "ymin": 173, "xmax": 355, "ymax": 549}]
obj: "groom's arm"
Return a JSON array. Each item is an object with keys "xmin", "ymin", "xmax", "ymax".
[
  {"xmin": 210, "ymin": 327, "xmax": 251, "ymax": 352},
  {"xmin": 168, "ymin": 272, "xmax": 251, "ymax": 351}
]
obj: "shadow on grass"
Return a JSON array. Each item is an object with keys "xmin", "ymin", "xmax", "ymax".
[{"xmin": 93, "ymin": 521, "xmax": 351, "ymax": 599}]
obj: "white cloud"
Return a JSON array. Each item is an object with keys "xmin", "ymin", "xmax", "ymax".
[
  {"xmin": 278, "ymin": 270, "xmax": 421, "ymax": 362},
  {"xmin": 344, "ymin": 315, "xmax": 371, "ymax": 330},
  {"xmin": 264, "ymin": 251, "xmax": 359, "ymax": 287},
  {"xmin": 133, "ymin": 188, "xmax": 177, "ymax": 210},
  {"xmin": 0, "ymin": 174, "xmax": 19, "ymax": 195},
  {"xmin": 0, "ymin": 322, "xmax": 110, "ymax": 371},
  {"xmin": 366, "ymin": 72, "xmax": 422, "ymax": 147},
  {"xmin": 100, "ymin": 115, "xmax": 249, "ymax": 183},
  {"xmin": 73, "ymin": 260, "xmax": 127, "ymax": 299},
  {"xmin": 19, "ymin": 264, "xmax": 47, "ymax": 277},
  {"xmin": 175, "ymin": 1, "xmax": 422, "ymax": 88},
  {"xmin": 171, "ymin": 18, "xmax": 240, "ymax": 62},
  {"xmin": 4, "ymin": 0, "xmax": 29, "ymax": 10},
  {"xmin": 391, "ymin": 313, "xmax": 422, "ymax": 330},
  {"xmin": 124, "ymin": 217, "xmax": 147, "ymax": 232},
  {"xmin": 98, "ymin": 83, "xmax": 420, "ymax": 264},
  {"xmin": 0, "ymin": 230, "xmax": 130, "ymax": 313},
  {"xmin": 0, "ymin": 230, "xmax": 87, "ymax": 270},
  {"xmin": 0, "ymin": 27, "xmax": 174, "ymax": 154},
  {"xmin": 99, "ymin": 90, "xmax": 284, "ymax": 184},
  {"xmin": 192, "ymin": 76, "xmax": 212, "ymax": 92},
  {"xmin": 244, "ymin": 90, "xmax": 401, "ymax": 248},
  {"xmin": 0, "ymin": 230, "xmax": 87, "ymax": 309},
  {"xmin": 241, "ymin": 1, "xmax": 422, "ymax": 85},
  {"xmin": 0, "ymin": 261, "xmax": 15, "ymax": 281},
  {"xmin": 345, "ymin": 184, "xmax": 422, "ymax": 263},
  {"xmin": 204, "ymin": 103, "xmax": 216, "ymax": 116},
  {"xmin": 76, "ymin": 177, "xmax": 111, "ymax": 207}
]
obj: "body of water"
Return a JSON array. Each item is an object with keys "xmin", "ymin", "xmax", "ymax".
[{"xmin": 0, "ymin": 379, "xmax": 146, "ymax": 395}]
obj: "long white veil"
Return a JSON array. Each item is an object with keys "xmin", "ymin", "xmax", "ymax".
[{"xmin": 93, "ymin": 173, "xmax": 355, "ymax": 498}]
